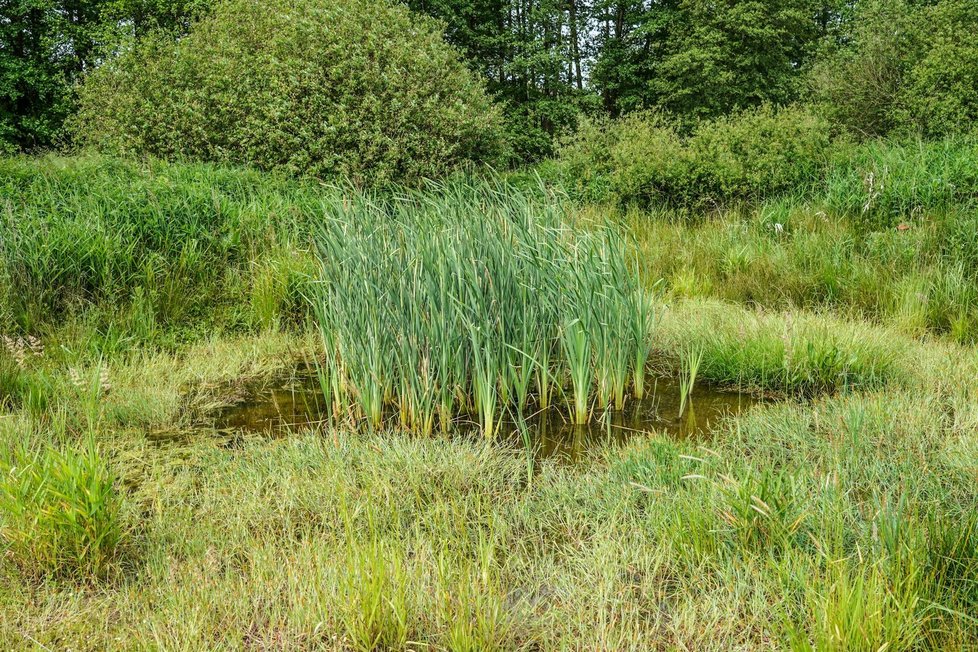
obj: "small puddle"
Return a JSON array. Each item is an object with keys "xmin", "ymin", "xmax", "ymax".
[
  {"xmin": 204, "ymin": 370, "xmax": 764, "ymax": 461},
  {"xmin": 211, "ymin": 372, "xmax": 328, "ymax": 433}
]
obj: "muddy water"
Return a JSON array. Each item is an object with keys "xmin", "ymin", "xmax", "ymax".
[
  {"xmin": 502, "ymin": 376, "xmax": 761, "ymax": 462},
  {"xmin": 209, "ymin": 371, "xmax": 762, "ymax": 461},
  {"xmin": 211, "ymin": 372, "xmax": 329, "ymax": 433}
]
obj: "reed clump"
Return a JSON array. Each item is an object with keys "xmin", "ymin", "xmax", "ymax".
[
  {"xmin": 309, "ymin": 181, "xmax": 655, "ymax": 437},
  {"xmin": 0, "ymin": 437, "xmax": 124, "ymax": 582}
]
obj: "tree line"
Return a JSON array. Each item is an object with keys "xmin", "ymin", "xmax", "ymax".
[{"xmin": 3, "ymin": 0, "xmax": 977, "ymax": 161}]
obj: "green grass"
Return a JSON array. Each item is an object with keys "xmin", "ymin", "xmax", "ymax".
[
  {"xmin": 824, "ymin": 138, "xmax": 978, "ymax": 230},
  {"xmin": 0, "ymin": 435, "xmax": 124, "ymax": 582},
  {"xmin": 1, "ymin": 155, "xmax": 977, "ymax": 649},
  {"xmin": 0, "ymin": 297, "xmax": 973, "ymax": 649},
  {"xmin": 632, "ymin": 199, "xmax": 978, "ymax": 343},
  {"xmin": 656, "ymin": 299, "xmax": 904, "ymax": 395},
  {"xmin": 0, "ymin": 154, "xmax": 319, "ymax": 343}
]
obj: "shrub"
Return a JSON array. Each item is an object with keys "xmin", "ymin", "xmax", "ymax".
[
  {"xmin": 556, "ymin": 105, "xmax": 831, "ymax": 209},
  {"xmin": 0, "ymin": 438, "xmax": 124, "ymax": 581},
  {"xmin": 556, "ymin": 112, "xmax": 687, "ymax": 206},
  {"xmin": 687, "ymin": 105, "xmax": 833, "ymax": 204},
  {"xmin": 71, "ymin": 0, "xmax": 504, "ymax": 187}
]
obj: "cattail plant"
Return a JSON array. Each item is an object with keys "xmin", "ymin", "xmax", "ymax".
[
  {"xmin": 631, "ymin": 290, "xmax": 657, "ymax": 400},
  {"xmin": 561, "ymin": 317, "xmax": 592, "ymax": 425},
  {"xmin": 306, "ymin": 179, "xmax": 656, "ymax": 436}
]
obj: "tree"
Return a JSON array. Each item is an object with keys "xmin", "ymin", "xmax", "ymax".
[
  {"xmin": 1, "ymin": 1, "xmax": 79, "ymax": 151},
  {"xmin": 809, "ymin": 0, "xmax": 920, "ymax": 137},
  {"xmin": 900, "ymin": 0, "xmax": 978, "ymax": 137},
  {"xmin": 812, "ymin": 0, "xmax": 978, "ymax": 138},
  {"xmin": 590, "ymin": 0, "xmax": 679, "ymax": 116},
  {"xmin": 407, "ymin": 0, "xmax": 596, "ymax": 161},
  {"xmin": 97, "ymin": 0, "xmax": 209, "ymax": 37},
  {"xmin": 0, "ymin": 0, "xmax": 208, "ymax": 152},
  {"xmin": 652, "ymin": 0, "xmax": 822, "ymax": 121},
  {"xmin": 593, "ymin": 0, "xmax": 827, "ymax": 122}
]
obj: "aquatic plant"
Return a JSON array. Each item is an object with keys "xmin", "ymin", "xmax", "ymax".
[
  {"xmin": 678, "ymin": 346, "xmax": 703, "ymax": 417},
  {"xmin": 307, "ymin": 180, "xmax": 655, "ymax": 436},
  {"xmin": 561, "ymin": 317, "xmax": 592, "ymax": 426},
  {"xmin": 631, "ymin": 289, "xmax": 658, "ymax": 400}
]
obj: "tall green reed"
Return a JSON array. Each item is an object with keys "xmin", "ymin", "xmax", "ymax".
[
  {"xmin": 308, "ymin": 180, "xmax": 655, "ymax": 437},
  {"xmin": 678, "ymin": 346, "xmax": 703, "ymax": 418}
]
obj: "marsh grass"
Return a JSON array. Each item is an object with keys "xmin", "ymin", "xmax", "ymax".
[
  {"xmin": 0, "ymin": 313, "xmax": 976, "ymax": 648},
  {"xmin": 435, "ymin": 538, "xmax": 516, "ymax": 652},
  {"xmin": 309, "ymin": 180, "xmax": 654, "ymax": 436},
  {"xmin": 0, "ymin": 435, "xmax": 124, "ymax": 582},
  {"xmin": 338, "ymin": 538, "xmax": 414, "ymax": 651},
  {"xmin": 677, "ymin": 346, "xmax": 703, "ymax": 417},
  {"xmin": 0, "ymin": 155, "xmax": 317, "ymax": 340},
  {"xmin": 3, "ymin": 155, "xmax": 978, "ymax": 649},
  {"xmin": 824, "ymin": 138, "xmax": 978, "ymax": 230},
  {"xmin": 631, "ymin": 198, "xmax": 978, "ymax": 344},
  {"xmin": 657, "ymin": 299, "xmax": 902, "ymax": 395}
]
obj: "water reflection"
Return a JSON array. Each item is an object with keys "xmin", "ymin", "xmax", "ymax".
[{"xmin": 206, "ymin": 371, "xmax": 762, "ymax": 461}]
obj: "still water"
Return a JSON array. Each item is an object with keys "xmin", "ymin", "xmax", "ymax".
[{"xmin": 208, "ymin": 370, "xmax": 763, "ymax": 461}]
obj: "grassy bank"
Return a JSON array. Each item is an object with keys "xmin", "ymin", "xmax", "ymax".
[
  {"xmin": 0, "ymin": 155, "xmax": 319, "ymax": 344},
  {"xmin": 633, "ymin": 199, "xmax": 978, "ymax": 343}
]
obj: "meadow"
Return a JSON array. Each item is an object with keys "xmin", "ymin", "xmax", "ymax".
[{"xmin": 1, "ymin": 154, "xmax": 978, "ymax": 650}]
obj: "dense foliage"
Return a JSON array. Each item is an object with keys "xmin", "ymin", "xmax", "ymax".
[
  {"xmin": 557, "ymin": 105, "xmax": 834, "ymax": 208},
  {"xmin": 0, "ymin": 0, "xmax": 207, "ymax": 152},
  {"xmin": 4, "ymin": 0, "xmax": 977, "ymax": 163},
  {"xmin": 812, "ymin": 0, "xmax": 978, "ymax": 139},
  {"xmin": 404, "ymin": 0, "xmax": 838, "ymax": 159},
  {"xmin": 593, "ymin": 0, "xmax": 828, "ymax": 122},
  {"xmin": 556, "ymin": 94, "xmax": 978, "ymax": 214},
  {"xmin": 71, "ymin": 0, "xmax": 503, "ymax": 185}
]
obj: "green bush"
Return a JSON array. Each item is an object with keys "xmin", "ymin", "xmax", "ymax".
[
  {"xmin": 687, "ymin": 105, "xmax": 833, "ymax": 204},
  {"xmin": 71, "ymin": 0, "xmax": 504, "ymax": 186},
  {"xmin": 0, "ymin": 438, "xmax": 124, "ymax": 581},
  {"xmin": 556, "ymin": 105, "xmax": 831, "ymax": 209},
  {"xmin": 556, "ymin": 111, "xmax": 686, "ymax": 206}
]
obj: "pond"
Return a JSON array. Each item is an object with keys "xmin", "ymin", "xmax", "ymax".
[{"xmin": 205, "ymin": 368, "xmax": 764, "ymax": 461}]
